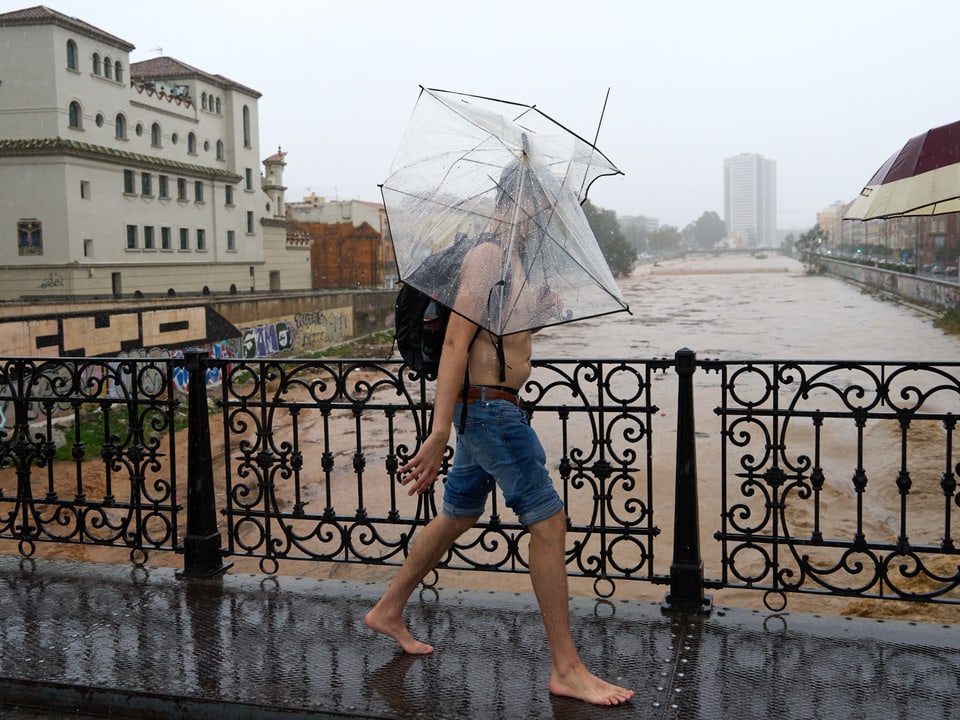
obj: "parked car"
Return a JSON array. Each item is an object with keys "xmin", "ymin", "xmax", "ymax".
[
  {"xmin": 931, "ymin": 264, "xmax": 945, "ymax": 274},
  {"xmin": 944, "ymin": 265, "xmax": 958, "ymax": 276}
]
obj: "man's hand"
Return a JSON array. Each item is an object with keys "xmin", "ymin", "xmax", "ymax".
[
  {"xmin": 399, "ymin": 432, "xmax": 448, "ymax": 495},
  {"xmin": 532, "ymin": 284, "xmax": 563, "ymax": 324}
]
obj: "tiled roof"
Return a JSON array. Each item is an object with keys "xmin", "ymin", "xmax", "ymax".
[
  {"xmin": 131, "ymin": 56, "xmax": 262, "ymax": 99},
  {"xmin": 0, "ymin": 137, "xmax": 242, "ymax": 181},
  {"xmin": 0, "ymin": 5, "xmax": 135, "ymax": 51}
]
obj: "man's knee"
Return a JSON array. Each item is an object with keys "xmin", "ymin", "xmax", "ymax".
[{"xmin": 526, "ymin": 508, "xmax": 566, "ymax": 536}]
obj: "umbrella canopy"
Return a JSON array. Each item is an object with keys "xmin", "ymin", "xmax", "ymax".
[
  {"xmin": 381, "ymin": 87, "xmax": 629, "ymax": 337},
  {"xmin": 845, "ymin": 118, "xmax": 960, "ymax": 220}
]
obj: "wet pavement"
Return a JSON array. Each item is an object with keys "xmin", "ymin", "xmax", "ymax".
[{"xmin": 1, "ymin": 556, "xmax": 958, "ymax": 719}]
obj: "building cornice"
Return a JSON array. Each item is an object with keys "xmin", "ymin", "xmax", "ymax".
[
  {"xmin": 0, "ymin": 137, "xmax": 242, "ymax": 181},
  {"xmin": 0, "ymin": 6, "xmax": 135, "ymax": 52}
]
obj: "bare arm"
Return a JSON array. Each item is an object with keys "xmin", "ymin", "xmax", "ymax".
[
  {"xmin": 398, "ymin": 312, "xmax": 476, "ymax": 495},
  {"xmin": 398, "ymin": 243, "xmax": 496, "ymax": 495}
]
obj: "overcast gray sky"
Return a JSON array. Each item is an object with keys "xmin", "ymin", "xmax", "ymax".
[{"xmin": 11, "ymin": 0, "xmax": 960, "ymax": 231}]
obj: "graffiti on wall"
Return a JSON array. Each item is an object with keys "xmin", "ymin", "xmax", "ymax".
[
  {"xmin": 293, "ymin": 308, "xmax": 352, "ymax": 352},
  {"xmin": 0, "ymin": 297, "xmax": 369, "ymax": 429},
  {"xmin": 241, "ymin": 321, "xmax": 295, "ymax": 359},
  {"xmin": 0, "ymin": 306, "xmax": 241, "ymax": 357},
  {"xmin": 0, "ymin": 341, "xmax": 236, "ymax": 431}
]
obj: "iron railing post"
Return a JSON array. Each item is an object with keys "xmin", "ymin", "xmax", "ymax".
[
  {"xmin": 179, "ymin": 349, "xmax": 230, "ymax": 577},
  {"xmin": 664, "ymin": 347, "xmax": 711, "ymax": 613}
]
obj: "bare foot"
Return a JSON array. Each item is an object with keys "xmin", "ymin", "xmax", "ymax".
[
  {"xmin": 365, "ymin": 607, "xmax": 435, "ymax": 655},
  {"xmin": 549, "ymin": 665, "xmax": 634, "ymax": 706}
]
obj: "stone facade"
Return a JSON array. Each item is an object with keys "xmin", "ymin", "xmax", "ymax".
[{"xmin": 0, "ymin": 6, "xmax": 310, "ymax": 301}]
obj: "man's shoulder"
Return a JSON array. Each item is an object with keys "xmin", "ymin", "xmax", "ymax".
[{"xmin": 464, "ymin": 236, "xmax": 501, "ymax": 264}]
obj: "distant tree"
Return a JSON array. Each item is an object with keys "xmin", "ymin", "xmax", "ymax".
[
  {"xmin": 650, "ymin": 225, "xmax": 682, "ymax": 255},
  {"xmin": 795, "ymin": 224, "xmax": 825, "ymax": 273},
  {"xmin": 689, "ymin": 211, "xmax": 726, "ymax": 249},
  {"xmin": 583, "ymin": 200, "xmax": 637, "ymax": 277},
  {"xmin": 782, "ymin": 232, "xmax": 796, "ymax": 257}
]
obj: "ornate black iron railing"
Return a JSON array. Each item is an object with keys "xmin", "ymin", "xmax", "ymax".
[
  {"xmin": 1, "ymin": 351, "xmax": 958, "ymax": 611},
  {"xmin": 213, "ymin": 355, "xmax": 665, "ymax": 598},
  {"xmin": 704, "ymin": 358, "xmax": 960, "ymax": 610},
  {"xmin": 0, "ymin": 356, "xmax": 180, "ymax": 562}
]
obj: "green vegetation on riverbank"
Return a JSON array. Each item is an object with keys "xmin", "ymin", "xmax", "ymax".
[
  {"xmin": 307, "ymin": 330, "xmax": 396, "ymax": 359},
  {"xmin": 934, "ymin": 308, "xmax": 960, "ymax": 336}
]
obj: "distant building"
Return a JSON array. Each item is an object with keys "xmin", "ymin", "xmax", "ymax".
[
  {"xmin": 723, "ymin": 153, "xmax": 777, "ymax": 247},
  {"xmin": 619, "ymin": 215, "xmax": 659, "ymax": 233},
  {"xmin": 816, "ymin": 201, "xmax": 849, "ymax": 253},
  {"xmin": 834, "ymin": 208, "xmax": 960, "ymax": 267},
  {"xmin": 0, "ymin": 5, "xmax": 310, "ymax": 301},
  {"xmin": 287, "ymin": 194, "xmax": 397, "ymax": 289}
]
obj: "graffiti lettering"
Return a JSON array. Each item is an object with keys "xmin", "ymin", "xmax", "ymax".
[
  {"xmin": 241, "ymin": 321, "xmax": 295, "ymax": 359},
  {"xmin": 292, "ymin": 308, "xmax": 352, "ymax": 353},
  {"xmin": 39, "ymin": 273, "xmax": 64, "ymax": 289}
]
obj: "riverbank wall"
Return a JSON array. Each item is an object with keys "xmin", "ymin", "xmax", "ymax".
[
  {"xmin": 817, "ymin": 256, "xmax": 960, "ymax": 312},
  {"xmin": 0, "ymin": 289, "xmax": 397, "ymax": 360}
]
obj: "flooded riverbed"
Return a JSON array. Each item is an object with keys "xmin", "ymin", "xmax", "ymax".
[{"xmin": 535, "ymin": 253, "xmax": 960, "ymax": 361}]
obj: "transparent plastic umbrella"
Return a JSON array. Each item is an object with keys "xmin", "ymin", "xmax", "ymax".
[{"xmin": 381, "ymin": 86, "xmax": 630, "ymax": 337}]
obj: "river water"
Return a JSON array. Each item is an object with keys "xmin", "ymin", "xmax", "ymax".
[{"xmin": 535, "ymin": 253, "xmax": 960, "ymax": 361}]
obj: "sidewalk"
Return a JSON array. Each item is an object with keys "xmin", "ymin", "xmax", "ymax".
[{"xmin": 0, "ymin": 555, "xmax": 957, "ymax": 719}]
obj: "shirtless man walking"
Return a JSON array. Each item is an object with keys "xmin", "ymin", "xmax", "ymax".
[{"xmin": 365, "ymin": 180, "xmax": 635, "ymax": 706}]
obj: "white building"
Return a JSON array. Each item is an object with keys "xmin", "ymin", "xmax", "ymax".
[
  {"xmin": 0, "ymin": 5, "xmax": 309, "ymax": 301},
  {"xmin": 723, "ymin": 153, "xmax": 777, "ymax": 247},
  {"xmin": 287, "ymin": 192, "xmax": 385, "ymax": 234}
]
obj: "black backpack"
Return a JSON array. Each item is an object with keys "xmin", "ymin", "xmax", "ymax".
[
  {"xmin": 394, "ymin": 234, "xmax": 507, "ymax": 430},
  {"xmin": 394, "ymin": 284, "xmax": 450, "ymax": 381},
  {"xmin": 394, "ymin": 232, "xmax": 491, "ymax": 381}
]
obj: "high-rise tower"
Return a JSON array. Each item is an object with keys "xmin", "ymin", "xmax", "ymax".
[{"xmin": 723, "ymin": 153, "xmax": 777, "ymax": 246}]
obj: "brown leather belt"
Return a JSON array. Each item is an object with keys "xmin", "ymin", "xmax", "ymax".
[{"xmin": 464, "ymin": 385, "xmax": 522, "ymax": 405}]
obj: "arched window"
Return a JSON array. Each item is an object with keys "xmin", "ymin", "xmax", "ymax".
[
  {"xmin": 92, "ymin": 53, "xmax": 101, "ymax": 75},
  {"xmin": 114, "ymin": 61, "xmax": 123, "ymax": 83},
  {"xmin": 187, "ymin": 132, "xmax": 196, "ymax": 154},
  {"xmin": 103, "ymin": 57, "xmax": 112, "ymax": 79},
  {"xmin": 66, "ymin": 40, "xmax": 78, "ymax": 70},
  {"xmin": 115, "ymin": 113, "xmax": 127, "ymax": 139},
  {"xmin": 216, "ymin": 139, "xmax": 224, "ymax": 161},
  {"xmin": 201, "ymin": 92, "xmax": 207, "ymax": 110},
  {"xmin": 151, "ymin": 122, "xmax": 161, "ymax": 146},
  {"xmin": 242, "ymin": 105, "xmax": 251, "ymax": 148},
  {"xmin": 68, "ymin": 101, "xmax": 82, "ymax": 129},
  {"xmin": 215, "ymin": 97, "xmax": 221, "ymax": 114}
]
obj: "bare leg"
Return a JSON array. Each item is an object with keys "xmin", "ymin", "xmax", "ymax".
[
  {"xmin": 366, "ymin": 514, "xmax": 477, "ymax": 654},
  {"xmin": 528, "ymin": 511, "xmax": 635, "ymax": 706}
]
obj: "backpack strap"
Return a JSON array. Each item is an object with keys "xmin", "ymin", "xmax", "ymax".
[{"xmin": 494, "ymin": 336, "xmax": 506, "ymax": 382}]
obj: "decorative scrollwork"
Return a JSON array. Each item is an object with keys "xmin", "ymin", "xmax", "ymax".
[
  {"xmin": 0, "ymin": 357, "xmax": 179, "ymax": 562},
  {"xmin": 210, "ymin": 357, "xmax": 662, "ymax": 597},
  {"xmin": 716, "ymin": 359, "xmax": 960, "ymax": 609}
]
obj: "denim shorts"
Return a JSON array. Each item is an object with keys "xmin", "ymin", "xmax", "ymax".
[{"xmin": 442, "ymin": 399, "xmax": 564, "ymax": 527}]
